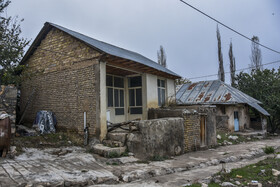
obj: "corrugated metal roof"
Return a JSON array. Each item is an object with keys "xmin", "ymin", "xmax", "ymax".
[
  {"xmin": 46, "ymin": 22, "xmax": 180, "ymax": 78},
  {"xmin": 176, "ymin": 80, "xmax": 269, "ymax": 116}
]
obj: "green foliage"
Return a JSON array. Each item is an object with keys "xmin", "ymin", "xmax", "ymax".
[
  {"xmin": 108, "ymin": 151, "xmax": 120, "ymax": 158},
  {"xmin": 219, "ymin": 158, "xmax": 280, "ymax": 185},
  {"xmin": 0, "ymin": 0, "xmax": 30, "ymax": 85},
  {"xmin": 263, "ymin": 146, "xmax": 275, "ymax": 154},
  {"xmin": 235, "ymin": 68, "xmax": 280, "ymax": 132}
]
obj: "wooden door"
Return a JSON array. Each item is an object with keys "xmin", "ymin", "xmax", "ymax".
[{"xmin": 200, "ymin": 116, "xmax": 206, "ymax": 147}]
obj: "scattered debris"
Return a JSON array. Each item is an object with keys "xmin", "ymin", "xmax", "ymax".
[
  {"xmin": 16, "ymin": 125, "xmax": 37, "ymax": 136},
  {"xmin": 221, "ymin": 182, "xmax": 236, "ymax": 186},
  {"xmin": 272, "ymin": 168, "xmax": 280, "ymax": 176},
  {"xmin": 228, "ymin": 135, "xmax": 238, "ymax": 141}
]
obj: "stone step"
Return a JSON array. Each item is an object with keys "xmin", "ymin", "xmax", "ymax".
[
  {"xmin": 107, "ymin": 132, "xmax": 128, "ymax": 144},
  {"xmin": 103, "ymin": 139, "xmax": 124, "ymax": 147},
  {"xmin": 92, "ymin": 144, "xmax": 126, "ymax": 157}
]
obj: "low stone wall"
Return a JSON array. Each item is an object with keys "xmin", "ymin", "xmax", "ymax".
[
  {"xmin": 148, "ymin": 107, "xmax": 217, "ymax": 152},
  {"xmin": 0, "ymin": 85, "xmax": 17, "ymax": 133},
  {"xmin": 127, "ymin": 118, "xmax": 184, "ymax": 159}
]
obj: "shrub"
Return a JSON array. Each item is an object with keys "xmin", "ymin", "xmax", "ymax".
[{"xmin": 263, "ymin": 146, "xmax": 275, "ymax": 154}]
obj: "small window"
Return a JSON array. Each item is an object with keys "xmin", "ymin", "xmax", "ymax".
[
  {"xmin": 234, "ymin": 111, "xmax": 239, "ymax": 119},
  {"xmin": 158, "ymin": 79, "xmax": 166, "ymax": 106},
  {"xmin": 221, "ymin": 106, "xmax": 226, "ymax": 114}
]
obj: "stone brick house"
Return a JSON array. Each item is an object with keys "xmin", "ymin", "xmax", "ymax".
[
  {"xmin": 20, "ymin": 22, "xmax": 180, "ymax": 140},
  {"xmin": 176, "ymin": 80, "xmax": 269, "ymax": 132}
]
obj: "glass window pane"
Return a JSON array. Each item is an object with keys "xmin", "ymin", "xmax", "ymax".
[
  {"xmin": 128, "ymin": 76, "xmax": 142, "ymax": 87},
  {"xmin": 114, "ymin": 77, "xmax": 124, "ymax": 88},
  {"xmin": 161, "ymin": 88, "xmax": 166, "ymax": 105},
  {"xmin": 115, "ymin": 108, "xmax": 124, "ymax": 115},
  {"xmin": 114, "ymin": 89, "xmax": 119, "ymax": 107},
  {"xmin": 106, "ymin": 75, "xmax": 113, "ymax": 86},
  {"xmin": 158, "ymin": 88, "xmax": 161, "ymax": 106},
  {"xmin": 157, "ymin": 79, "xmax": 160, "ymax": 87},
  {"xmin": 107, "ymin": 88, "xmax": 113, "ymax": 107},
  {"xmin": 129, "ymin": 89, "xmax": 135, "ymax": 106},
  {"xmin": 120, "ymin": 90, "xmax": 124, "ymax": 107},
  {"xmin": 136, "ymin": 88, "xmax": 142, "ymax": 106},
  {"xmin": 161, "ymin": 80, "xmax": 165, "ymax": 88},
  {"xmin": 130, "ymin": 107, "xmax": 142, "ymax": 114}
]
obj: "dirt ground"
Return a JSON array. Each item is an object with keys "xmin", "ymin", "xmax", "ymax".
[{"xmin": 1, "ymin": 136, "xmax": 280, "ymax": 186}]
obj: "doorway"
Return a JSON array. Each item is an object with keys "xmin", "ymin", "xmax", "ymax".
[
  {"xmin": 234, "ymin": 111, "xmax": 239, "ymax": 131},
  {"xmin": 200, "ymin": 116, "xmax": 206, "ymax": 147}
]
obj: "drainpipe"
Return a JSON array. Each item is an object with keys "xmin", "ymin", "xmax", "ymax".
[{"xmin": 84, "ymin": 112, "xmax": 88, "ymax": 145}]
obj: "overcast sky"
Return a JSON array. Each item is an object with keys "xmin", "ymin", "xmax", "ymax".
[{"xmin": 7, "ymin": 0, "xmax": 280, "ymax": 83}]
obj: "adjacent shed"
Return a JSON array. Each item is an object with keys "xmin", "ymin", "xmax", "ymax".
[{"xmin": 176, "ymin": 80, "xmax": 269, "ymax": 132}]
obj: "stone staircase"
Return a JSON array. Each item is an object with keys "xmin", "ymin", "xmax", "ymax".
[{"xmin": 92, "ymin": 132, "xmax": 128, "ymax": 157}]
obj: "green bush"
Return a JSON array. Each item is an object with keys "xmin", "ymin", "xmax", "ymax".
[{"xmin": 263, "ymin": 146, "xmax": 275, "ymax": 154}]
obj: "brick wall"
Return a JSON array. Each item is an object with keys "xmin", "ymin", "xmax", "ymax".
[
  {"xmin": 21, "ymin": 28, "xmax": 101, "ymax": 135},
  {"xmin": 148, "ymin": 108, "xmax": 201, "ymax": 152},
  {"xmin": 183, "ymin": 113, "xmax": 200, "ymax": 152}
]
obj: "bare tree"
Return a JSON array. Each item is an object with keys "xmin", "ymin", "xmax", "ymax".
[
  {"xmin": 229, "ymin": 41, "xmax": 236, "ymax": 86},
  {"xmin": 216, "ymin": 25, "xmax": 225, "ymax": 82},
  {"xmin": 157, "ymin": 45, "xmax": 167, "ymax": 68},
  {"xmin": 250, "ymin": 36, "xmax": 262, "ymax": 70}
]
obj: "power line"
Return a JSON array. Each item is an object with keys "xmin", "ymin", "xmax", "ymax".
[
  {"xmin": 188, "ymin": 59, "xmax": 280, "ymax": 80},
  {"xmin": 179, "ymin": 0, "xmax": 280, "ymax": 55}
]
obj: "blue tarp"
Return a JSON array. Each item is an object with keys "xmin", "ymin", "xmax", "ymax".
[{"xmin": 34, "ymin": 111, "xmax": 57, "ymax": 134}]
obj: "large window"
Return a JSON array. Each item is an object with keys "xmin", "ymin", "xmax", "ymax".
[
  {"xmin": 158, "ymin": 79, "xmax": 166, "ymax": 106},
  {"xmin": 106, "ymin": 75, "xmax": 124, "ymax": 115},
  {"xmin": 128, "ymin": 76, "xmax": 142, "ymax": 114}
]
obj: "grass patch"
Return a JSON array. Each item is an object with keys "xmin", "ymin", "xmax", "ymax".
[
  {"xmin": 108, "ymin": 151, "xmax": 120, "ymax": 158},
  {"xmin": 263, "ymin": 146, "xmax": 275, "ymax": 154},
  {"xmin": 12, "ymin": 132, "xmax": 84, "ymax": 155},
  {"xmin": 208, "ymin": 183, "xmax": 220, "ymax": 187},
  {"xmin": 217, "ymin": 158, "xmax": 280, "ymax": 185},
  {"xmin": 216, "ymin": 131, "xmax": 257, "ymax": 146}
]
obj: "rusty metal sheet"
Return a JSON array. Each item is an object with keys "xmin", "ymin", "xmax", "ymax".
[{"xmin": 176, "ymin": 80, "xmax": 269, "ymax": 116}]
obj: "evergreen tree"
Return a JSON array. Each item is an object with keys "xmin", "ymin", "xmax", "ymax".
[
  {"xmin": 250, "ymin": 36, "xmax": 262, "ymax": 70},
  {"xmin": 0, "ymin": 0, "xmax": 30, "ymax": 85},
  {"xmin": 157, "ymin": 45, "xmax": 167, "ymax": 68},
  {"xmin": 216, "ymin": 25, "xmax": 225, "ymax": 82},
  {"xmin": 229, "ymin": 41, "xmax": 236, "ymax": 86}
]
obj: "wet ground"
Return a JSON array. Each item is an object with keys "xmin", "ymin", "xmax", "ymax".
[{"xmin": 0, "ymin": 137, "xmax": 280, "ymax": 186}]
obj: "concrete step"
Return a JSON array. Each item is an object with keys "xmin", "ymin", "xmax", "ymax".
[
  {"xmin": 103, "ymin": 139, "xmax": 124, "ymax": 147},
  {"xmin": 92, "ymin": 144, "xmax": 126, "ymax": 157},
  {"xmin": 107, "ymin": 132, "xmax": 128, "ymax": 144}
]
